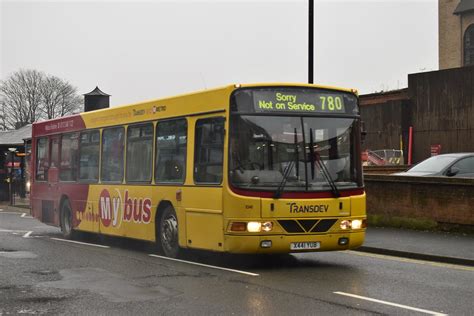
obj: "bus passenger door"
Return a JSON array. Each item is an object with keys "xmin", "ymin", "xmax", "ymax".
[
  {"xmin": 184, "ymin": 116, "xmax": 226, "ymax": 252},
  {"xmin": 44, "ymin": 135, "xmax": 60, "ymax": 225}
]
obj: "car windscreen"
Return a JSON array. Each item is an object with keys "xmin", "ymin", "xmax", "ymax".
[{"xmin": 408, "ymin": 156, "xmax": 457, "ymax": 173}]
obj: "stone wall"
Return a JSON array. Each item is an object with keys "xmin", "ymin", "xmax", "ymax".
[{"xmin": 439, "ymin": 0, "xmax": 462, "ymax": 69}]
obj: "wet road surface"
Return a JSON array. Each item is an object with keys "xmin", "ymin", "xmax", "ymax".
[{"xmin": 1, "ymin": 210, "xmax": 472, "ymax": 315}]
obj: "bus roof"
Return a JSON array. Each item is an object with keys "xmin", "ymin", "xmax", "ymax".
[{"xmin": 32, "ymin": 83, "xmax": 358, "ymax": 137}]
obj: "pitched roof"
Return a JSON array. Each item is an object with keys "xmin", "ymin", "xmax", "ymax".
[
  {"xmin": 454, "ymin": 0, "xmax": 474, "ymax": 15},
  {"xmin": 83, "ymin": 86, "xmax": 110, "ymax": 96},
  {"xmin": 0, "ymin": 124, "xmax": 32, "ymax": 145}
]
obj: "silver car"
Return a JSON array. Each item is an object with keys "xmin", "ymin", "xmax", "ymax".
[{"xmin": 393, "ymin": 153, "xmax": 474, "ymax": 178}]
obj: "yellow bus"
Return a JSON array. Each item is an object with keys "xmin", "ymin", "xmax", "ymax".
[{"xmin": 31, "ymin": 83, "xmax": 366, "ymax": 257}]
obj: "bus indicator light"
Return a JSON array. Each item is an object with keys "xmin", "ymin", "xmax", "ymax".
[{"xmin": 230, "ymin": 222, "xmax": 247, "ymax": 232}]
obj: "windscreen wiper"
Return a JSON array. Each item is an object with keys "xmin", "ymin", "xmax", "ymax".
[
  {"xmin": 309, "ymin": 128, "xmax": 340, "ymax": 198},
  {"xmin": 274, "ymin": 161, "xmax": 294, "ymax": 199},
  {"xmin": 274, "ymin": 128, "xmax": 299, "ymax": 199},
  {"xmin": 294, "ymin": 128, "xmax": 299, "ymax": 179}
]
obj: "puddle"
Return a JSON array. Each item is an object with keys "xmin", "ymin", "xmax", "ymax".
[
  {"xmin": 15, "ymin": 296, "xmax": 67, "ymax": 303},
  {"xmin": 30, "ymin": 270, "xmax": 57, "ymax": 276},
  {"xmin": 38, "ymin": 268, "xmax": 179, "ymax": 302},
  {"xmin": 0, "ymin": 251, "xmax": 38, "ymax": 259}
]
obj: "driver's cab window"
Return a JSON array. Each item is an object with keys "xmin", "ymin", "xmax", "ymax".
[
  {"xmin": 194, "ymin": 117, "xmax": 225, "ymax": 184},
  {"xmin": 35, "ymin": 137, "xmax": 49, "ymax": 181}
]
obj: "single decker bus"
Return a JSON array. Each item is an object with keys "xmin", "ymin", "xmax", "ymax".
[{"xmin": 31, "ymin": 83, "xmax": 366, "ymax": 257}]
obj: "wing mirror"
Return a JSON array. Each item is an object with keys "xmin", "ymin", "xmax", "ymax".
[
  {"xmin": 360, "ymin": 121, "xmax": 367, "ymax": 144},
  {"xmin": 446, "ymin": 167, "xmax": 460, "ymax": 177}
]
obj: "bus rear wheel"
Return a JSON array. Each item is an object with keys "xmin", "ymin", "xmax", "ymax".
[
  {"xmin": 60, "ymin": 200, "xmax": 74, "ymax": 239},
  {"xmin": 157, "ymin": 205, "xmax": 180, "ymax": 258}
]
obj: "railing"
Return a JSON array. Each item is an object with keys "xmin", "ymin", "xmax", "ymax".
[{"xmin": 362, "ymin": 149, "xmax": 404, "ymax": 166}]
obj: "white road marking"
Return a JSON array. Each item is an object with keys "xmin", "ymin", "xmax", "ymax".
[
  {"xmin": 21, "ymin": 213, "xmax": 26, "ymax": 217},
  {"xmin": 334, "ymin": 291, "xmax": 448, "ymax": 316},
  {"xmin": 0, "ymin": 211, "xmax": 25, "ymax": 215},
  {"xmin": 345, "ymin": 250, "xmax": 474, "ymax": 272},
  {"xmin": 149, "ymin": 254, "xmax": 259, "ymax": 277},
  {"xmin": 0, "ymin": 229, "xmax": 29, "ymax": 233},
  {"xmin": 50, "ymin": 238, "xmax": 110, "ymax": 248},
  {"xmin": 23, "ymin": 231, "xmax": 33, "ymax": 238}
]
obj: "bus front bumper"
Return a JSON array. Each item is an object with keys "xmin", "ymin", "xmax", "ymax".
[{"xmin": 223, "ymin": 231, "xmax": 365, "ymax": 254}]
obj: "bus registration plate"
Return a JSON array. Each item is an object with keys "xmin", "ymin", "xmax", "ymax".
[{"xmin": 290, "ymin": 242, "xmax": 320, "ymax": 250}]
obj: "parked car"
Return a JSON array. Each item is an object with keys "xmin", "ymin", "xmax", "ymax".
[{"xmin": 393, "ymin": 153, "xmax": 474, "ymax": 178}]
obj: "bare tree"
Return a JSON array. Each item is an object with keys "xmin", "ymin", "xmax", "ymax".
[
  {"xmin": 40, "ymin": 75, "xmax": 82, "ymax": 120},
  {"xmin": 0, "ymin": 69, "xmax": 82, "ymax": 129},
  {"xmin": 0, "ymin": 69, "xmax": 44, "ymax": 129}
]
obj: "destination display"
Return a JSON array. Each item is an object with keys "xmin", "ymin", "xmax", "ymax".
[{"xmin": 253, "ymin": 90, "xmax": 346, "ymax": 114}]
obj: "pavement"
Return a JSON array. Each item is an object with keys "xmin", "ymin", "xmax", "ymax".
[
  {"xmin": 1, "ymin": 202, "xmax": 473, "ymax": 266},
  {"xmin": 360, "ymin": 226, "xmax": 474, "ymax": 266}
]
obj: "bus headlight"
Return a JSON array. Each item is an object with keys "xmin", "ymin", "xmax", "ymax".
[
  {"xmin": 339, "ymin": 219, "xmax": 366, "ymax": 230},
  {"xmin": 340, "ymin": 220, "xmax": 351, "ymax": 230},
  {"xmin": 351, "ymin": 219, "xmax": 363, "ymax": 229},
  {"xmin": 247, "ymin": 222, "xmax": 262, "ymax": 232},
  {"xmin": 230, "ymin": 221, "xmax": 274, "ymax": 233},
  {"xmin": 261, "ymin": 221, "xmax": 273, "ymax": 232}
]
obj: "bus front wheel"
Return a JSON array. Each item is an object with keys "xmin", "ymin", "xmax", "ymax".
[
  {"xmin": 157, "ymin": 205, "xmax": 180, "ymax": 258},
  {"xmin": 60, "ymin": 200, "xmax": 74, "ymax": 239}
]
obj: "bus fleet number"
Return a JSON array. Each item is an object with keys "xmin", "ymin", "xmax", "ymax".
[{"xmin": 319, "ymin": 96, "xmax": 343, "ymax": 111}]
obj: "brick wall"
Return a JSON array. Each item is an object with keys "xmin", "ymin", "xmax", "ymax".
[{"xmin": 365, "ymin": 174, "xmax": 474, "ymax": 225}]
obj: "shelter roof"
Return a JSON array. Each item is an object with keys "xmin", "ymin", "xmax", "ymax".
[{"xmin": 0, "ymin": 125, "xmax": 32, "ymax": 145}]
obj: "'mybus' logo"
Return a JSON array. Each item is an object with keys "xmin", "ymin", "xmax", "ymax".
[{"xmin": 99, "ymin": 189, "xmax": 152, "ymax": 227}]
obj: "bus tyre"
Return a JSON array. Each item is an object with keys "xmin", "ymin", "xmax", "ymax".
[
  {"xmin": 157, "ymin": 206, "xmax": 180, "ymax": 258},
  {"xmin": 60, "ymin": 200, "xmax": 74, "ymax": 239}
]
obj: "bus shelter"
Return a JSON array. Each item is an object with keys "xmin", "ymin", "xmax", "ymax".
[{"xmin": 0, "ymin": 125, "xmax": 31, "ymax": 204}]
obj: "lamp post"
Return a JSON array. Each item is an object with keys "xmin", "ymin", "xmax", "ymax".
[
  {"xmin": 308, "ymin": 0, "xmax": 314, "ymax": 84},
  {"xmin": 8, "ymin": 147, "xmax": 17, "ymax": 206}
]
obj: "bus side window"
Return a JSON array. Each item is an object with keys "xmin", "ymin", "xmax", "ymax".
[
  {"xmin": 60, "ymin": 133, "xmax": 79, "ymax": 182},
  {"xmin": 78, "ymin": 130, "xmax": 100, "ymax": 182},
  {"xmin": 101, "ymin": 127, "xmax": 125, "ymax": 183},
  {"xmin": 155, "ymin": 119, "xmax": 187, "ymax": 183},
  {"xmin": 194, "ymin": 117, "xmax": 225, "ymax": 184},
  {"xmin": 35, "ymin": 137, "xmax": 49, "ymax": 181},
  {"xmin": 52, "ymin": 138, "xmax": 59, "ymax": 168},
  {"xmin": 126, "ymin": 123, "xmax": 153, "ymax": 182}
]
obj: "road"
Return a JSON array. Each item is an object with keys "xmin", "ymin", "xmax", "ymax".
[{"xmin": 1, "ymin": 210, "xmax": 472, "ymax": 315}]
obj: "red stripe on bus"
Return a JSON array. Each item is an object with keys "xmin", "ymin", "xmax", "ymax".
[
  {"xmin": 32, "ymin": 114, "xmax": 86, "ymax": 137},
  {"xmin": 229, "ymin": 187, "xmax": 364, "ymax": 199}
]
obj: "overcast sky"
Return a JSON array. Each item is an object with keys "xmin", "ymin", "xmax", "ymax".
[{"xmin": 1, "ymin": 0, "xmax": 438, "ymax": 106}]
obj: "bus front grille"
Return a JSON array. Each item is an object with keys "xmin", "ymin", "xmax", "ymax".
[{"xmin": 277, "ymin": 219, "xmax": 338, "ymax": 233}]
